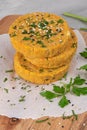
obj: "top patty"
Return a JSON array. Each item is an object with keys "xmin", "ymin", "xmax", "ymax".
[{"xmin": 9, "ymin": 12, "xmax": 70, "ymax": 58}]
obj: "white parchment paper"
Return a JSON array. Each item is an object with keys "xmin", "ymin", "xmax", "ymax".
[{"xmin": 0, "ymin": 30, "xmax": 87, "ymax": 119}]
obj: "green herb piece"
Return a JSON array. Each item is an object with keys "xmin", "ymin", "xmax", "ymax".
[
  {"xmin": 38, "ymin": 22, "xmax": 46, "ymax": 29},
  {"xmin": 4, "ymin": 88, "xmax": 8, "ymax": 93},
  {"xmin": 73, "ymin": 75, "xmax": 85, "ymax": 85},
  {"xmin": 53, "ymin": 85, "xmax": 65, "ymax": 94},
  {"xmin": 79, "ymin": 64, "xmax": 87, "ymax": 71},
  {"xmin": 63, "ymin": 12, "xmax": 87, "ymax": 22},
  {"xmin": 58, "ymin": 96, "xmax": 70, "ymax": 108},
  {"xmin": 71, "ymin": 43, "xmax": 77, "ymax": 48},
  {"xmin": 0, "ymin": 56, "xmax": 3, "ymax": 58},
  {"xmin": 50, "ymin": 20, "xmax": 55, "ymax": 24},
  {"xmin": 10, "ymin": 33, "xmax": 17, "ymax": 37},
  {"xmin": 22, "ymin": 30, "xmax": 28, "ymax": 34},
  {"xmin": 57, "ymin": 19, "xmax": 64, "ymax": 24},
  {"xmin": 37, "ymin": 40, "xmax": 46, "ymax": 47},
  {"xmin": 30, "ymin": 22, "xmax": 37, "ymax": 28},
  {"xmin": 3, "ymin": 77, "xmax": 8, "ymax": 82},
  {"xmin": 38, "ymin": 19, "xmax": 48, "ymax": 30},
  {"xmin": 23, "ymin": 37, "xmax": 31, "ymax": 40},
  {"xmin": 36, "ymin": 118, "xmax": 49, "ymax": 123},
  {"xmin": 72, "ymin": 110, "xmax": 78, "ymax": 120},
  {"xmin": 40, "ymin": 90, "xmax": 58, "ymax": 100},
  {"xmin": 5, "ymin": 69, "xmax": 14, "ymax": 73},
  {"xmin": 72, "ymin": 87, "xmax": 87, "ymax": 96},
  {"xmin": 19, "ymin": 95, "xmax": 26, "ymax": 102},
  {"xmin": 80, "ymin": 28, "xmax": 87, "ymax": 31},
  {"xmin": 80, "ymin": 49, "xmax": 87, "ymax": 58}
]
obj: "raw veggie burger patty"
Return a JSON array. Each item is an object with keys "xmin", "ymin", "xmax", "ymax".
[
  {"xmin": 9, "ymin": 12, "xmax": 70, "ymax": 58},
  {"xmin": 26, "ymin": 29, "xmax": 77, "ymax": 68},
  {"xmin": 9, "ymin": 12, "xmax": 78, "ymax": 84},
  {"xmin": 14, "ymin": 52, "xmax": 70, "ymax": 84}
]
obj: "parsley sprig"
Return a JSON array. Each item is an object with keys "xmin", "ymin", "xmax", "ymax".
[
  {"xmin": 80, "ymin": 48, "xmax": 87, "ymax": 58},
  {"xmin": 79, "ymin": 49, "xmax": 87, "ymax": 71},
  {"xmin": 40, "ymin": 75, "xmax": 87, "ymax": 108}
]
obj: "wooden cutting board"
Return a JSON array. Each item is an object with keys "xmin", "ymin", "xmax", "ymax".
[{"xmin": 0, "ymin": 15, "xmax": 87, "ymax": 130}]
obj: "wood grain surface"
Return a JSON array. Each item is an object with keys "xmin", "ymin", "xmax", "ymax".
[{"xmin": 0, "ymin": 15, "xmax": 87, "ymax": 130}]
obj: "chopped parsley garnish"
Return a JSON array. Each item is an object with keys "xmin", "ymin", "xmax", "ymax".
[
  {"xmin": 22, "ymin": 30, "xmax": 28, "ymax": 34},
  {"xmin": 71, "ymin": 43, "xmax": 77, "ymax": 48},
  {"xmin": 10, "ymin": 33, "xmax": 17, "ymax": 37},
  {"xmin": 3, "ymin": 77, "xmax": 8, "ymax": 82},
  {"xmin": 0, "ymin": 56, "xmax": 3, "ymax": 58},
  {"xmin": 30, "ymin": 22, "xmax": 37, "ymax": 28},
  {"xmin": 80, "ymin": 48, "xmax": 87, "ymax": 58},
  {"xmin": 4, "ymin": 88, "xmax": 8, "ymax": 93},
  {"xmin": 57, "ymin": 19, "xmax": 64, "ymax": 24},
  {"xmin": 19, "ymin": 95, "xmax": 26, "ymax": 102},
  {"xmin": 5, "ymin": 69, "xmax": 14, "ymax": 73},
  {"xmin": 38, "ymin": 19, "xmax": 48, "ymax": 30},
  {"xmin": 72, "ymin": 110, "xmax": 78, "ymax": 120},
  {"xmin": 37, "ymin": 40, "xmax": 46, "ymax": 47},
  {"xmin": 23, "ymin": 37, "xmax": 31, "ymax": 40},
  {"xmin": 36, "ymin": 118, "xmax": 49, "ymax": 123},
  {"xmin": 79, "ymin": 64, "xmax": 87, "ymax": 71},
  {"xmin": 50, "ymin": 20, "xmax": 55, "ymax": 24},
  {"xmin": 73, "ymin": 75, "xmax": 85, "ymax": 85}
]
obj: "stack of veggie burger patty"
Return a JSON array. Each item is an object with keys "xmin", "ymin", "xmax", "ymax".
[{"xmin": 9, "ymin": 12, "xmax": 77, "ymax": 84}]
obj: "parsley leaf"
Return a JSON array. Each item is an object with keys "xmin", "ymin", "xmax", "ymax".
[
  {"xmin": 72, "ymin": 87, "xmax": 87, "ymax": 96},
  {"xmin": 53, "ymin": 85, "xmax": 65, "ymax": 94},
  {"xmin": 57, "ymin": 19, "xmax": 64, "ymax": 23},
  {"xmin": 58, "ymin": 96, "xmax": 70, "ymax": 108},
  {"xmin": 40, "ymin": 90, "xmax": 58, "ymax": 100},
  {"xmin": 80, "ymin": 49, "xmax": 87, "ymax": 58},
  {"xmin": 73, "ymin": 75, "xmax": 85, "ymax": 85},
  {"xmin": 19, "ymin": 95, "xmax": 26, "ymax": 102},
  {"xmin": 79, "ymin": 64, "xmax": 87, "ymax": 71}
]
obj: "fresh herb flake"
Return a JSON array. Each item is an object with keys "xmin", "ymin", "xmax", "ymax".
[
  {"xmin": 72, "ymin": 110, "xmax": 78, "ymax": 120},
  {"xmin": 79, "ymin": 64, "xmax": 87, "ymax": 71},
  {"xmin": 58, "ymin": 96, "xmax": 70, "ymax": 108},
  {"xmin": 19, "ymin": 95, "xmax": 26, "ymax": 102},
  {"xmin": 40, "ymin": 90, "xmax": 58, "ymax": 100},
  {"xmin": 57, "ymin": 19, "xmax": 64, "ymax": 24},
  {"xmin": 36, "ymin": 118, "xmax": 49, "ymax": 123},
  {"xmin": 3, "ymin": 77, "xmax": 8, "ymax": 82},
  {"xmin": 23, "ymin": 37, "xmax": 31, "ymax": 40},
  {"xmin": 5, "ymin": 69, "xmax": 14, "ymax": 73},
  {"xmin": 73, "ymin": 75, "xmax": 85, "ymax": 85},
  {"xmin": 80, "ymin": 49, "xmax": 87, "ymax": 58},
  {"xmin": 4, "ymin": 88, "xmax": 8, "ymax": 93}
]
